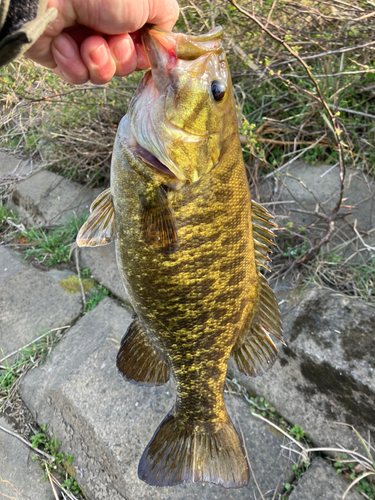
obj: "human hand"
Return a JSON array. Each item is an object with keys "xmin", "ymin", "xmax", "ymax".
[{"xmin": 25, "ymin": 0, "xmax": 179, "ymax": 84}]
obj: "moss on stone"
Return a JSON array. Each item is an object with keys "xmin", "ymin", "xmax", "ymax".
[{"xmin": 59, "ymin": 275, "xmax": 94, "ymax": 294}]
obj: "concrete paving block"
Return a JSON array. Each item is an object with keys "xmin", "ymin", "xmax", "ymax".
[
  {"xmin": 21, "ymin": 298, "xmax": 298, "ymax": 500},
  {"xmin": 11, "ymin": 169, "xmax": 101, "ymax": 227},
  {"xmin": 0, "ymin": 247, "xmax": 82, "ymax": 358},
  {"xmin": 289, "ymin": 457, "xmax": 362, "ymax": 500},
  {"xmin": 228, "ymin": 285, "xmax": 375, "ymax": 452},
  {"xmin": 0, "ymin": 152, "xmax": 33, "ymax": 178},
  {"xmin": 78, "ymin": 243, "xmax": 128, "ymax": 302},
  {"xmin": 0, "ymin": 416, "xmax": 54, "ymax": 500},
  {"xmin": 260, "ymin": 162, "xmax": 375, "ymax": 259}
]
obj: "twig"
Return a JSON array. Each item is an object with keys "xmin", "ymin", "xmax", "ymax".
[
  {"xmin": 229, "ymin": 0, "xmax": 346, "ymax": 216},
  {"xmin": 263, "ymin": 134, "xmax": 327, "ymax": 179},
  {"xmin": 46, "ymin": 467, "xmax": 60, "ymax": 500},
  {"xmin": 226, "ymin": 382, "xmax": 266, "ymax": 500},
  {"xmin": 0, "ymin": 326, "xmax": 70, "ymax": 364},
  {"xmin": 342, "ymin": 472, "xmax": 375, "ymax": 500},
  {"xmin": 0, "ymin": 425, "xmax": 54, "ymax": 461},
  {"xmin": 75, "ymin": 247, "xmax": 87, "ymax": 308},
  {"xmin": 0, "ymin": 475, "xmax": 28, "ymax": 499},
  {"xmin": 250, "ymin": 412, "xmax": 307, "ymax": 458}
]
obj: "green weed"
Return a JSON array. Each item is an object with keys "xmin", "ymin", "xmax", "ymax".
[
  {"xmin": 23, "ymin": 214, "xmax": 87, "ymax": 266},
  {"xmin": 0, "ymin": 327, "xmax": 68, "ymax": 409},
  {"xmin": 289, "ymin": 424, "xmax": 306, "ymax": 442},
  {"xmin": 30, "ymin": 424, "xmax": 83, "ymax": 496},
  {"xmin": 83, "ymin": 284, "xmax": 110, "ymax": 313}
]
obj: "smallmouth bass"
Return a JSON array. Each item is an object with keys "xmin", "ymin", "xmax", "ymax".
[{"xmin": 77, "ymin": 24, "xmax": 283, "ymax": 489}]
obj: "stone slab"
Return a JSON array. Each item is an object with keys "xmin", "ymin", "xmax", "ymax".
[
  {"xmin": 78, "ymin": 243, "xmax": 129, "ymax": 303},
  {"xmin": 0, "ymin": 247, "xmax": 82, "ymax": 358},
  {"xmin": 0, "ymin": 416, "xmax": 54, "ymax": 500},
  {"xmin": 260, "ymin": 161, "xmax": 375, "ymax": 259},
  {"xmin": 289, "ymin": 457, "xmax": 362, "ymax": 500},
  {"xmin": 228, "ymin": 285, "xmax": 375, "ymax": 452},
  {"xmin": 11, "ymin": 169, "xmax": 101, "ymax": 227},
  {"xmin": 0, "ymin": 151, "xmax": 33, "ymax": 178},
  {"xmin": 21, "ymin": 297, "xmax": 298, "ymax": 500}
]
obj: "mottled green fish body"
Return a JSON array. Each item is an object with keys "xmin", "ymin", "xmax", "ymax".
[{"xmin": 77, "ymin": 24, "xmax": 283, "ymax": 489}]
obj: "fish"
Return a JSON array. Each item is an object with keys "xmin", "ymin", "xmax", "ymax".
[{"xmin": 77, "ymin": 24, "xmax": 283, "ymax": 489}]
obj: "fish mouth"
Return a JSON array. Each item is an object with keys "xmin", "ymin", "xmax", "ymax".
[
  {"xmin": 135, "ymin": 142, "xmax": 176, "ymax": 179},
  {"xmin": 141, "ymin": 24, "xmax": 223, "ymax": 67}
]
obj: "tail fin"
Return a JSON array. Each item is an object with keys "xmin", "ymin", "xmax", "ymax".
[{"xmin": 138, "ymin": 411, "xmax": 249, "ymax": 488}]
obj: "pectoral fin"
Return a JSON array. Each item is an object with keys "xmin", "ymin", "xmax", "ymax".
[
  {"xmin": 117, "ymin": 318, "xmax": 170, "ymax": 386},
  {"xmin": 76, "ymin": 188, "xmax": 115, "ymax": 247},
  {"xmin": 139, "ymin": 187, "xmax": 178, "ymax": 254},
  {"xmin": 231, "ymin": 274, "xmax": 285, "ymax": 377}
]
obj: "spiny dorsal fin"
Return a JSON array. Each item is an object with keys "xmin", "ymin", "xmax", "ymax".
[
  {"xmin": 140, "ymin": 186, "xmax": 178, "ymax": 254},
  {"xmin": 76, "ymin": 188, "xmax": 115, "ymax": 247},
  {"xmin": 251, "ymin": 200, "xmax": 277, "ymax": 272},
  {"xmin": 231, "ymin": 274, "xmax": 284, "ymax": 377},
  {"xmin": 117, "ymin": 318, "xmax": 170, "ymax": 386}
]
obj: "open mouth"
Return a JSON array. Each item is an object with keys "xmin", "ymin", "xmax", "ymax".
[{"xmin": 135, "ymin": 142, "xmax": 177, "ymax": 179}]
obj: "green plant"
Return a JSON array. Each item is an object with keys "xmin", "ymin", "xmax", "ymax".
[
  {"xmin": 0, "ymin": 327, "xmax": 68, "ymax": 409},
  {"xmin": 23, "ymin": 214, "xmax": 87, "ymax": 266},
  {"xmin": 61, "ymin": 476, "xmax": 82, "ymax": 495},
  {"xmin": 30, "ymin": 424, "xmax": 83, "ymax": 497},
  {"xmin": 83, "ymin": 284, "xmax": 110, "ymax": 313},
  {"xmin": 289, "ymin": 424, "xmax": 306, "ymax": 442}
]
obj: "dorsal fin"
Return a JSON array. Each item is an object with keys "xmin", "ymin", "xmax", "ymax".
[
  {"xmin": 251, "ymin": 200, "xmax": 277, "ymax": 272},
  {"xmin": 76, "ymin": 188, "xmax": 115, "ymax": 247}
]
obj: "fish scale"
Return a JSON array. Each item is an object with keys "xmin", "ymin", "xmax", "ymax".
[{"xmin": 77, "ymin": 23, "xmax": 283, "ymax": 489}]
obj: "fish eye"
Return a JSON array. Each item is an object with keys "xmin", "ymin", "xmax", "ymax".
[{"xmin": 211, "ymin": 80, "xmax": 226, "ymax": 102}]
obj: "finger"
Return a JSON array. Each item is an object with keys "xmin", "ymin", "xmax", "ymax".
[
  {"xmin": 51, "ymin": 33, "xmax": 89, "ymax": 84},
  {"xmin": 107, "ymin": 34, "xmax": 137, "ymax": 77},
  {"xmin": 129, "ymin": 32, "xmax": 150, "ymax": 71},
  {"xmin": 80, "ymin": 36, "xmax": 117, "ymax": 85},
  {"xmin": 147, "ymin": 0, "xmax": 180, "ymax": 31},
  {"xmin": 73, "ymin": 0, "xmax": 179, "ymax": 35}
]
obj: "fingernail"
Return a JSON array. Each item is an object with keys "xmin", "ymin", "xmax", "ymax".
[
  {"xmin": 113, "ymin": 38, "xmax": 130, "ymax": 62},
  {"xmin": 89, "ymin": 44, "xmax": 108, "ymax": 66},
  {"xmin": 54, "ymin": 34, "xmax": 75, "ymax": 59}
]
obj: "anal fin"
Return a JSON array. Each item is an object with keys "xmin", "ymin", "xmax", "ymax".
[
  {"xmin": 231, "ymin": 274, "xmax": 284, "ymax": 377},
  {"xmin": 76, "ymin": 188, "xmax": 115, "ymax": 247},
  {"xmin": 117, "ymin": 318, "xmax": 170, "ymax": 386}
]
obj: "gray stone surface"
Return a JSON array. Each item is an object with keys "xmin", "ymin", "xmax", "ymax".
[
  {"xmin": 228, "ymin": 285, "xmax": 375, "ymax": 452},
  {"xmin": 0, "ymin": 247, "xmax": 82, "ymax": 358},
  {"xmin": 78, "ymin": 243, "xmax": 129, "ymax": 302},
  {"xmin": 289, "ymin": 457, "xmax": 362, "ymax": 500},
  {"xmin": 0, "ymin": 416, "xmax": 54, "ymax": 500},
  {"xmin": 11, "ymin": 169, "xmax": 101, "ymax": 227},
  {"xmin": 0, "ymin": 151, "xmax": 33, "ymax": 178},
  {"xmin": 21, "ymin": 298, "xmax": 298, "ymax": 500},
  {"xmin": 260, "ymin": 161, "xmax": 375, "ymax": 259}
]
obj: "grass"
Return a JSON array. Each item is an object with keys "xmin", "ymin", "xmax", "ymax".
[
  {"xmin": 0, "ymin": 326, "xmax": 69, "ymax": 412},
  {"xmin": 30, "ymin": 423, "xmax": 84, "ymax": 498},
  {"xmin": 21, "ymin": 214, "xmax": 88, "ymax": 266},
  {"xmin": 83, "ymin": 283, "xmax": 110, "ymax": 313}
]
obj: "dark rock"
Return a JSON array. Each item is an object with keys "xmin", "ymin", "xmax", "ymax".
[{"xmin": 228, "ymin": 285, "xmax": 375, "ymax": 451}]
